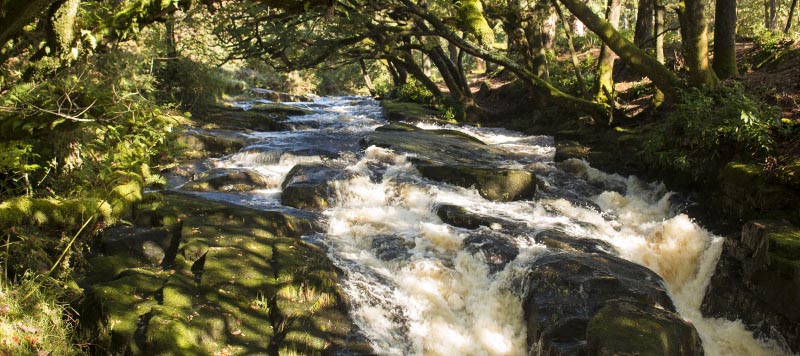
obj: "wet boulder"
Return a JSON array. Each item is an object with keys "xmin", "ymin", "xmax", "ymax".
[
  {"xmin": 281, "ymin": 164, "xmax": 348, "ymax": 210},
  {"xmin": 521, "ymin": 252, "xmax": 703, "ymax": 356},
  {"xmin": 463, "ymin": 230, "xmax": 519, "ymax": 272},
  {"xmin": 534, "ymin": 229, "xmax": 615, "ymax": 255},
  {"xmin": 436, "ymin": 205, "xmax": 520, "ymax": 230},
  {"xmin": 372, "ymin": 235, "xmax": 414, "ymax": 261},
  {"xmin": 417, "ymin": 164, "xmax": 536, "ymax": 202},
  {"xmin": 182, "ymin": 169, "xmax": 272, "ymax": 192}
]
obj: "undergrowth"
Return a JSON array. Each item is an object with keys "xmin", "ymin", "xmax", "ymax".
[{"xmin": 641, "ymin": 84, "xmax": 781, "ymax": 182}]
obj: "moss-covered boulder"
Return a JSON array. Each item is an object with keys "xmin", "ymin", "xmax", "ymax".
[
  {"xmin": 176, "ymin": 130, "xmax": 248, "ymax": 159},
  {"xmin": 702, "ymin": 219, "xmax": 800, "ymax": 352},
  {"xmin": 718, "ymin": 162, "xmax": 799, "ymax": 221},
  {"xmin": 82, "ymin": 194, "xmax": 370, "ymax": 355},
  {"xmin": 436, "ymin": 204, "xmax": 518, "ymax": 230},
  {"xmin": 417, "ymin": 164, "xmax": 536, "ymax": 201},
  {"xmin": 587, "ymin": 301, "xmax": 703, "ymax": 356},
  {"xmin": 521, "ymin": 252, "xmax": 698, "ymax": 355},
  {"xmin": 182, "ymin": 169, "xmax": 273, "ymax": 193},
  {"xmin": 280, "ymin": 164, "xmax": 348, "ymax": 210}
]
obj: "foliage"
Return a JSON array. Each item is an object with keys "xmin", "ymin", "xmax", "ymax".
[
  {"xmin": 641, "ymin": 84, "xmax": 779, "ymax": 180},
  {"xmin": 0, "ymin": 272, "xmax": 84, "ymax": 355},
  {"xmin": 391, "ymin": 80, "xmax": 437, "ymax": 105}
]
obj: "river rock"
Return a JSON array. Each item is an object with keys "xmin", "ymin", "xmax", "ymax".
[
  {"xmin": 463, "ymin": 230, "xmax": 519, "ymax": 272},
  {"xmin": 417, "ymin": 164, "xmax": 536, "ymax": 201},
  {"xmin": 436, "ymin": 204, "xmax": 518, "ymax": 230},
  {"xmin": 534, "ymin": 229, "xmax": 615, "ymax": 255},
  {"xmin": 281, "ymin": 164, "xmax": 348, "ymax": 210},
  {"xmin": 250, "ymin": 88, "xmax": 314, "ymax": 102},
  {"xmin": 182, "ymin": 169, "xmax": 273, "ymax": 192},
  {"xmin": 701, "ymin": 219, "xmax": 800, "ymax": 353},
  {"xmin": 521, "ymin": 252, "xmax": 703, "ymax": 356}
]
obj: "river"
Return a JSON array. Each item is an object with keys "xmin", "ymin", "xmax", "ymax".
[{"xmin": 181, "ymin": 96, "xmax": 792, "ymax": 356}]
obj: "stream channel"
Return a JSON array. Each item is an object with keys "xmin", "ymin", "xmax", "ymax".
[{"xmin": 176, "ymin": 96, "xmax": 792, "ymax": 355}]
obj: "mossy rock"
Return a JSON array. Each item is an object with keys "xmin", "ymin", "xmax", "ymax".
[
  {"xmin": 718, "ymin": 162, "xmax": 799, "ymax": 219},
  {"xmin": 177, "ymin": 130, "xmax": 248, "ymax": 159},
  {"xmin": 361, "ymin": 128, "xmax": 506, "ymax": 165},
  {"xmin": 374, "ymin": 122, "xmax": 420, "ymax": 132},
  {"xmin": 182, "ymin": 169, "xmax": 273, "ymax": 193},
  {"xmin": 587, "ymin": 301, "xmax": 703, "ymax": 356},
  {"xmin": 417, "ymin": 164, "xmax": 536, "ymax": 201},
  {"xmin": 554, "ymin": 140, "xmax": 591, "ymax": 162},
  {"xmin": 381, "ymin": 100, "xmax": 450, "ymax": 124}
]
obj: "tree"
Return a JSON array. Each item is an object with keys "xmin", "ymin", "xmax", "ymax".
[
  {"xmin": 558, "ymin": 0, "xmax": 681, "ymax": 99},
  {"xmin": 713, "ymin": 0, "xmax": 739, "ymax": 79},
  {"xmin": 593, "ymin": 0, "xmax": 623, "ymax": 105},
  {"xmin": 635, "ymin": 0, "xmax": 655, "ymax": 49},
  {"xmin": 677, "ymin": 0, "xmax": 719, "ymax": 87}
]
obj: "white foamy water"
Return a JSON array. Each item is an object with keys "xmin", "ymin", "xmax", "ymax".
[{"xmin": 186, "ymin": 96, "xmax": 794, "ymax": 356}]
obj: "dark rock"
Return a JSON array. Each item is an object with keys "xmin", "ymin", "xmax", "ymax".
[
  {"xmin": 554, "ymin": 140, "xmax": 590, "ymax": 162},
  {"xmin": 281, "ymin": 164, "xmax": 348, "ymax": 210},
  {"xmin": 372, "ymin": 235, "xmax": 413, "ymax": 261},
  {"xmin": 417, "ymin": 164, "xmax": 536, "ymax": 202},
  {"xmin": 182, "ymin": 169, "xmax": 272, "ymax": 192},
  {"xmin": 381, "ymin": 100, "xmax": 444, "ymax": 124},
  {"xmin": 436, "ymin": 205, "xmax": 519, "ymax": 230},
  {"xmin": 701, "ymin": 220, "xmax": 800, "ymax": 353},
  {"xmin": 463, "ymin": 230, "xmax": 519, "ymax": 272},
  {"xmin": 534, "ymin": 229, "xmax": 615, "ymax": 255},
  {"xmin": 361, "ymin": 127, "xmax": 503, "ymax": 165},
  {"xmin": 101, "ymin": 226, "xmax": 175, "ymax": 267},
  {"xmin": 521, "ymin": 252, "xmax": 701, "ymax": 355}
]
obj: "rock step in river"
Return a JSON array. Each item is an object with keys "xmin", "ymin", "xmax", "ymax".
[{"xmin": 82, "ymin": 96, "xmax": 793, "ymax": 355}]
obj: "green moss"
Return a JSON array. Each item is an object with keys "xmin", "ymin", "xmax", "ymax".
[{"xmin": 382, "ymin": 100, "xmax": 449, "ymax": 124}]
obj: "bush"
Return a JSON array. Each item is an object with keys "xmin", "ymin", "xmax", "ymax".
[
  {"xmin": 392, "ymin": 80, "xmax": 436, "ymax": 105},
  {"xmin": 641, "ymin": 84, "xmax": 779, "ymax": 180}
]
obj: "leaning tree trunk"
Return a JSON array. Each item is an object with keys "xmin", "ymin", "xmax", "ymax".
[
  {"xmin": 713, "ymin": 0, "xmax": 738, "ymax": 79},
  {"xmin": 677, "ymin": 0, "xmax": 719, "ymax": 87},
  {"xmin": 787, "ymin": 0, "xmax": 799, "ymax": 33},
  {"xmin": 558, "ymin": 0, "xmax": 681, "ymax": 100},
  {"xmin": 593, "ymin": 0, "xmax": 622, "ymax": 104},
  {"xmin": 553, "ymin": 1, "xmax": 588, "ymax": 96},
  {"xmin": 359, "ymin": 59, "xmax": 376, "ymax": 96}
]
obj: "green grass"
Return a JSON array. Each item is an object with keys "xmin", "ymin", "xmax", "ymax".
[{"xmin": 0, "ymin": 273, "xmax": 85, "ymax": 355}]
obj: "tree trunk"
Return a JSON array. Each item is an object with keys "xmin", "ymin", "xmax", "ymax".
[
  {"xmin": 553, "ymin": 1, "xmax": 587, "ymax": 96},
  {"xmin": 593, "ymin": 0, "xmax": 622, "ymax": 103},
  {"xmin": 45, "ymin": 0, "xmax": 80, "ymax": 61},
  {"xmin": 765, "ymin": 0, "xmax": 777, "ymax": 30},
  {"xmin": 786, "ymin": 0, "xmax": 799, "ymax": 33},
  {"xmin": 654, "ymin": 0, "xmax": 666, "ymax": 105},
  {"xmin": 677, "ymin": 0, "xmax": 719, "ymax": 87},
  {"xmin": 559, "ymin": 0, "xmax": 681, "ymax": 99},
  {"xmin": 713, "ymin": 0, "xmax": 738, "ymax": 79},
  {"xmin": 359, "ymin": 59, "xmax": 376, "ymax": 96},
  {"xmin": 635, "ymin": 0, "xmax": 655, "ymax": 49}
]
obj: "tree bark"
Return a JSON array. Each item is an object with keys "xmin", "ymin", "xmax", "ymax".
[
  {"xmin": 635, "ymin": 0, "xmax": 655, "ymax": 49},
  {"xmin": 593, "ymin": 0, "xmax": 622, "ymax": 103},
  {"xmin": 713, "ymin": 0, "xmax": 738, "ymax": 79},
  {"xmin": 45, "ymin": 0, "xmax": 80, "ymax": 60},
  {"xmin": 677, "ymin": 0, "xmax": 719, "ymax": 87},
  {"xmin": 786, "ymin": 0, "xmax": 799, "ymax": 33},
  {"xmin": 558, "ymin": 0, "xmax": 681, "ymax": 99},
  {"xmin": 654, "ymin": 0, "xmax": 666, "ymax": 105}
]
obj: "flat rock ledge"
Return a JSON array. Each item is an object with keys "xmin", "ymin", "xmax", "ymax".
[{"xmin": 81, "ymin": 193, "xmax": 372, "ymax": 356}]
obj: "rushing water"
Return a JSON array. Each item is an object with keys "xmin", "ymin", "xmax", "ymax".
[{"xmin": 183, "ymin": 96, "xmax": 792, "ymax": 356}]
